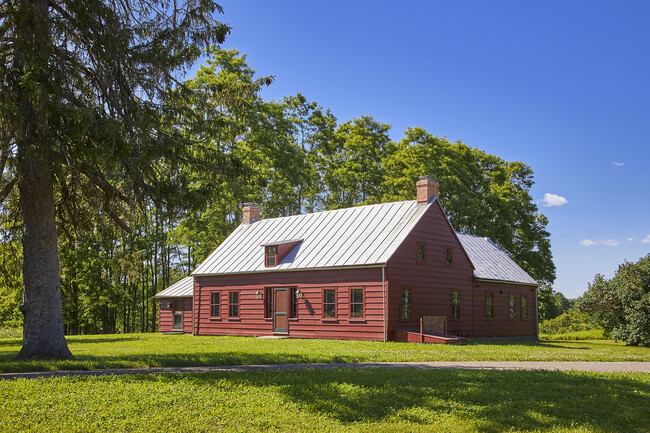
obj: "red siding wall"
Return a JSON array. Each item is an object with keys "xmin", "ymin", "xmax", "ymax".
[
  {"xmin": 386, "ymin": 200, "xmax": 475, "ymax": 336},
  {"xmin": 158, "ymin": 297, "xmax": 193, "ymax": 333},
  {"xmin": 470, "ymin": 281, "xmax": 537, "ymax": 337},
  {"xmin": 195, "ymin": 267, "xmax": 386, "ymax": 341}
]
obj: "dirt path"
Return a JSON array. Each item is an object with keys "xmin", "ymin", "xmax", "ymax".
[{"xmin": 2, "ymin": 361, "xmax": 649, "ymax": 380}]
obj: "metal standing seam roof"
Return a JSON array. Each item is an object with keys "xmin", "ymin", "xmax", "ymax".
[
  {"xmin": 192, "ymin": 200, "xmax": 432, "ymax": 276},
  {"xmin": 456, "ymin": 233, "xmax": 537, "ymax": 285},
  {"xmin": 153, "ymin": 276, "xmax": 194, "ymax": 298}
]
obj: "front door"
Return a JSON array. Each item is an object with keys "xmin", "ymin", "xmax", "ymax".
[
  {"xmin": 173, "ymin": 298, "xmax": 183, "ymax": 330},
  {"xmin": 274, "ymin": 288, "xmax": 288, "ymax": 333}
]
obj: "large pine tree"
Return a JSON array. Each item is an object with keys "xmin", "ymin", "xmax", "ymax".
[{"xmin": 0, "ymin": 0, "xmax": 230, "ymax": 359}]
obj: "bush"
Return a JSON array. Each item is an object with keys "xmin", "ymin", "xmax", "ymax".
[
  {"xmin": 539, "ymin": 309, "xmax": 601, "ymax": 335},
  {"xmin": 579, "ymin": 255, "xmax": 650, "ymax": 347}
]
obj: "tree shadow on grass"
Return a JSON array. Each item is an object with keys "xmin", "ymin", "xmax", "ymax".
[{"xmin": 160, "ymin": 368, "xmax": 650, "ymax": 433}]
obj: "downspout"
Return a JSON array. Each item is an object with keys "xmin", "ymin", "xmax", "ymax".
[
  {"xmin": 535, "ymin": 286, "xmax": 539, "ymax": 340},
  {"xmin": 192, "ymin": 281, "xmax": 197, "ymax": 336},
  {"xmin": 382, "ymin": 265, "xmax": 387, "ymax": 342}
]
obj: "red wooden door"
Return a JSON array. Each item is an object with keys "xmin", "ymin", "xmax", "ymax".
[{"xmin": 274, "ymin": 288, "xmax": 288, "ymax": 333}]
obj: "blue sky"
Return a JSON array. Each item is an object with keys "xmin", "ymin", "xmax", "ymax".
[{"xmin": 212, "ymin": 1, "xmax": 650, "ymax": 298}]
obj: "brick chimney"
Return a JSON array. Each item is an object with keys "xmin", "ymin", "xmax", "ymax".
[
  {"xmin": 242, "ymin": 203, "xmax": 261, "ymax": 224},
  {"xmin": 416, "ymin": 175, "xmax": 439, "ymax": 203}
]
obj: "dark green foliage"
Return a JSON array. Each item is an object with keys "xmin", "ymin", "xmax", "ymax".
[{"xmin": 580, "ymin": 255, "xmax": 650, "ymax": 347}]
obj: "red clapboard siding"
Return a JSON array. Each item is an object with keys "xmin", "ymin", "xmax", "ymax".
[
  {"xmin": 471, "ymin": 281, "xmax": 537, "ymax": 337},
  {"xmin": 386, "ymin": 200, "xmax": 475, "ymax": 337},
  {"xmin": 195, "ymin": 267, "xmax": 386, "ymax": 341},
  {"xmin": 158, "ymin": 297, "xmax": 194, "ymax": 333}
]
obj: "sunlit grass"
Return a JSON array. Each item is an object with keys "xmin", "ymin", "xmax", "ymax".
[
  {"xmin": 1, "ymin": 333, "xmax": 648, "ymax": 374},
  {"xmin": 1, "ymin": 368, "xmax": 648, "ymax": 432}
]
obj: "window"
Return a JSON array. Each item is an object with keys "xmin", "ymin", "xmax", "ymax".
[
  {"xmin": 486, "ymin": 293, "xmax": 494, "ymax": 319},
  {"xmin": 445, "ymin": 248, "xmax": 453, "ymax": 265},
  {"xmin": 417, "ymin": 243, "xmax": 425, "ymax": 263},
  {"xmin": 452, "ymin": 291, "xmax": 460, "ymax": 319},
  {"xmin": 264, "ymin": 288, "xmax": 273, "ymax": 318},
  {"xmin": 289, "ymin": 288, "xmax": 298, "ymax": 318},
  {"xmin": 323, "ymin": 289, "xmax": 336, "ymax": 318},
  {"xmin": 350, "ymin": 287, "xmax": 364, "ymax": 319},
  {"xmin": 521, "ymin": 295, "xmax": 528, "ymax": 319},
  {"xmin": 400, "ymin": 288, "xmax": 411, "ymax": 319},
  {"xmin": 509, "ymin": 294, "xmax": 516, "ymax": 319},
  {"xmin": 210, "ymin": 292, "xmax": 220, "ymax": 317},
  {"xmin": 265, "ymin": 246, "xmax": 277, "ymax": 267},
  {"xmin": 229, "ymin": 291, "xmax": 239, "ymax": 317}
]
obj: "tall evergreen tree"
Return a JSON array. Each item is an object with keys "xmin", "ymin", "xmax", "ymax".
[{"xmin": 0, "ymin": 0, "xmax": 230, "ymax": 359}]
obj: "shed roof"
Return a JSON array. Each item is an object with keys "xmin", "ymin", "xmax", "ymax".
[
  {"xmin": 192, "ymin": 199, "xmax": 432, "ymax": 276},
  {"xmin": 153, "ymin": 276, "xmax": 194, "ymax": 298},
  {"xmin": 456, "ymin": 233, "xmax": 537, "ymax": 285}
]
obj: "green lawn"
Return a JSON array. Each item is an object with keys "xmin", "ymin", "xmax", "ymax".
[
  {"xmin": 1, "ymin": 368, "xmax": 648, "ymax": 432},
  {"xmin": 1, "ymin": 333, "xmax": 649, "ymax": 373}
]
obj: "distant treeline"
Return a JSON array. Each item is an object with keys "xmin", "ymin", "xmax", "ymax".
[{"xmin": 0, "ymin": 49, "xmax": 555, "ymax": 334}]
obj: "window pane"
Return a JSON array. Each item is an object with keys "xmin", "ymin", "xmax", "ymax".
[
  {"xmin": 351, "ymin": 288, "xmax": 363, "ymax": 304},
  {"xmin": 486, "ymin": 293, "xmax": 493, "ymax": 319},
  {"xmin": 417, "ymin": 244, "xmax": 425, "ymax": 262},
  {"xmin": 452, "ymin": 291, "xmax": 460, "ymax": 319},
  {"xmin": 446, "ymin": 248, "xmax": 453, "ymax": 264},
  {"xmin": 401, "ymin": 289, "xmax": 411, "ymax": 319},
  {"xmin": 521, "ymin": 295, "xmax": 528, "ymax": 319},
  {"xmin": 509, "ymin": 294, "xmax": 516, "ymax": 319},
  {"xmin": 211, "ymin": 292, "xmax": 220, "ymax": 317},
  {"xmin": 229, "ymin": 292, "xmax": 239, "ymax": 317},
  {"xmin": 323, "ymin": 304, "xmax": 336, "ymax": 318},
  {"xmin": 351, "ymin": 304, "xmax": 363, "ymax": 318},
  {"xmin": 266, "ymin": 246, "xmax": 277, "ymax": 266},
  {"xmin": 323, "ymin": 289, "xmax": 336, "ymax": 318},
  {"xmin": 324, "ymin": 289, "xmax": 335, "ymax": 304}
]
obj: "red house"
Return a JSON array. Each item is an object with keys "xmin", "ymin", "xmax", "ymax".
[{"xmin": 155, "ymin": 176, "xmax": 538, "ymax": 341}]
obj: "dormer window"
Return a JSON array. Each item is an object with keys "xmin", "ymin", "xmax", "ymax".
[{"xmin": 265, "ymin": 245, "xmax": 278, "ymax": 267}]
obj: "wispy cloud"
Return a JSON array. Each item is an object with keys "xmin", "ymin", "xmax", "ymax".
[
  {"xmin": 612, "ymin": 161, "xmax": 625, "ymax": 167},
  {"xmin": 627, "ymin": 238, "xmax": 634, "ymax": 242},
  {"xmin": 642, "ymin": 235, "xmax": 650, "ymax": 244},
  {"xmin": 579, "ymin": 239, "xmax": 620, "ymax": 247},
  {"xmin": 541, "ymin": 193, "xmax": 568, "ymax": 207}
]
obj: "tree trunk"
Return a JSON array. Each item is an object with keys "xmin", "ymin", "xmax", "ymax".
[
  {"xmin": 16, "ymin": 147, "xmax": 73, "ymax": 360},
  {"xmin": 15, "ymin": 0, "xmax": 72, "ymax": 360}
]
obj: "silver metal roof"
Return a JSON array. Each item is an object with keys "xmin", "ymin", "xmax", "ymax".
[
  {"xmin": 193, "ymin": 200, "xmax": 432, "ymax": 276},
  {"xmin": 456, "ymin": 233, "xmax": 537, "ymax": 285},
  {"xmin": 154, "ymin": 276, "xmax": 194, "ymax": 298}
]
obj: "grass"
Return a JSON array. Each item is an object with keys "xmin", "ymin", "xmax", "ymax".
[
  {"xmin": 1, "ymin": 368, "xmax": 648, "ymax": 432},
  {"xmin": 540, "ymin": 329, "xmax": 606, "ymax": 341},
  {"xmin": 1, "ymin": 333, "xmax": 649, "ymax": 373}
]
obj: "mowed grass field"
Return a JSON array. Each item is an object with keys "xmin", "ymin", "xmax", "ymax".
[
  {"xmin": 1, "ymin": 334, "xmax": 649, "ymax": 432},
  {"xmin": 1, "ymin": 333, "xmax": 649, "ymax": 373},
  {"xmin": 1, "ymin": 368, "xmax": 649, "ymax": 432}
]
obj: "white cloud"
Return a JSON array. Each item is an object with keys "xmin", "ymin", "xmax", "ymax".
[
  {"xmin": 612, "ymin": 161, "xmax": 625, "ymax": 167},
  {"xmin": 627, "ymin": 238, "xmax": 634, "ymax": 242},
  {"xmin": 541, "ymin": 193, "xmax": 568, "ymax": 207},
  {"xmin": 642, "ymin": 235, "xmax": 650, "ymax": 244},
  {"xmin": 579, "ymin": 239, "xmax": 620, "ymax": 247}
]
